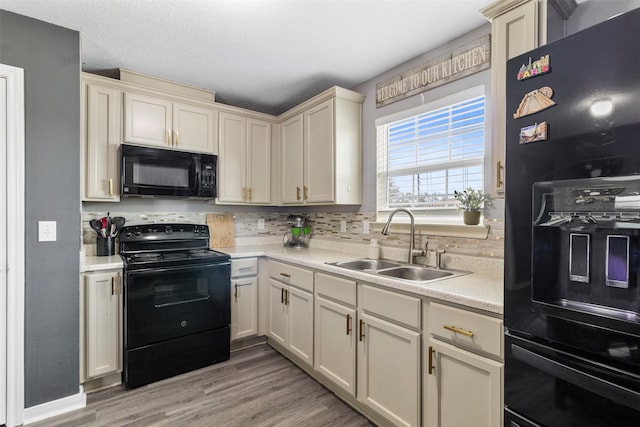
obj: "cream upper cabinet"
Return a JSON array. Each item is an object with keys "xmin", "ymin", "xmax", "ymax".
[
  {"xmin": 82, "ymin": 81, "xmax": 122, "ymax": 202},
  {"xmin": 280, "ymin": 114, "xmax": 304, "ymax": 204},
  {"xmin": 82, "ymin": 270, "xmax": 122, "ymax": 381},
  {"xmin": 279, "ymin": 87, "xmax": 364, "ymax": 205},
  {"xmin": 425, "ymin": 301, "xmax": 504, "ymax": 427},
  {"xmin": 124, "ymin": 92, "xmax": 216, "ymax": 153},
  {"xmin": 218, "ymin": 111, "xmax": 272, "ymax": 204},
  {"xmin": 481, "ymin": 0, "xmax": 543, "ymax": 196}
]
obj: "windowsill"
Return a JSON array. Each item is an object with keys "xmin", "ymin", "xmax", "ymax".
[{"xmin": 371, "ymin": 221, "xmax": 490, "ymax": 239}]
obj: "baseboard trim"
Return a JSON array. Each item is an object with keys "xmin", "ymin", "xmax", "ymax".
[{"xmin": 22, "ymin": 388, "xmax": 86, "ymax": 425}]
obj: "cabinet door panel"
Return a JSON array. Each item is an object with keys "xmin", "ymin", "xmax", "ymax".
[
  {"xmin": 287, "ymin": 286, "xmax": 313, "ymax": 367},
  {"xmin": 280, "ymin": 114, "xmax": 304, "ymax": 204},
  {"xmin": 247, "ymin": 118, "xmax": 272, "ymax": 204},
  {"xmin": 84, "ymin": 271, "xmax": 121, "ymax": 379},
  {"xmin": 85, "ymin": 84, "xmax": 121, "ymax": 201},
  {"xmin": 315, "ymin": 296, "xmax": 356, "ymax": 395},
  {"xmin": 218, "ymin": 112, "xmax": 247, "ymax": 203},
  {"xmin": 304, "ymin": 99, "xmax": 334, "ymax": 203},
  {"xmin": 231, "ymin": 277, "xmax": 258, "ymax": 341},
  {"xmin": 358, "ymin": 313, "xmax": 420, "ymax": 427},
  {"xmin": 173, "ymin": 102, "xmax": 216, "ymax": 153},
  {"xmin": 267, "ymin": 279, "xmax": 287, "ymax": 346},
  {"xmin": 124, "ymin": 93, "xmax": 172, "ymax": 147},
  {"xmin": 427, "ymin": 337, "xmax": 503, "ymax": 427}
]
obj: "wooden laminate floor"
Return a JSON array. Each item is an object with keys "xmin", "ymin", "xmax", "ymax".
[{"xmin": 28, "ymin": 344, "xmax": 374, "ymax": 427}]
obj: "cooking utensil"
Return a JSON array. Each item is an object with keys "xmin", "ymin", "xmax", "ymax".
[
  {"xmin": 89, "ymin": 219, "xmax": 103, "ymax": 236},
  {"xmin": 112, "ymin": 217, "xmax": 126, "ymax": 236}
]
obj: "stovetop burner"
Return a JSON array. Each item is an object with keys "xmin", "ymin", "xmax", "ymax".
[{"xmin": 119, "ymin": 223, "xmax": 230, "ymax": 269}]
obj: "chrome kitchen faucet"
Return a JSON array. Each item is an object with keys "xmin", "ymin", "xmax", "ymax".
[{"xmin": 381, "ymin": 208, "xmax": 426, "ymax": 264}]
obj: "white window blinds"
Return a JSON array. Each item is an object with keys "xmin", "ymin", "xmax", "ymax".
[{"xmin": 377, "ymin": 89, "xmax": 485, "ymax": 220}]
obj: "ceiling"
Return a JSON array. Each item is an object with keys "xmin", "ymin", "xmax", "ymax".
[{"xmin": 1, "ymin": 0, "xmax": 494, "ymax": 115}]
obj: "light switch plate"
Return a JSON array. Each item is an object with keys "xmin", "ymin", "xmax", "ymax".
[{"xmin": 38, "ymin": 221, "xmax": 57, "ymax": 242}]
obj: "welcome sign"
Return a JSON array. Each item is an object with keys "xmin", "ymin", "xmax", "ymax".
[{"xmin": 376, "ymin": 35, "xmax": 491, "ymax": 108}]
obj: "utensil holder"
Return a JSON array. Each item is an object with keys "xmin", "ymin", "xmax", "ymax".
[{"xmin": 96, "ymin": 236, "xmax": 115, "ymax": 256}]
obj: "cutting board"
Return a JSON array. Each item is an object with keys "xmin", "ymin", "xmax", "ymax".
[{"xmin": 206, "ymin": 213, "xmax": 234, "ymax": 248}]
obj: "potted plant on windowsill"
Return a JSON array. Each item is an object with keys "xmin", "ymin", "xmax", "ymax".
[{"xmin": 454, "ymin": 187, "xmax": 493, "ymax": 225}]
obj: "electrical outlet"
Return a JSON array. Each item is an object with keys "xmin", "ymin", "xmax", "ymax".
[
  {"xmin": 340, "ymin": 220, "xmax": 347, "ymax": 233},
  {"xmin": 258, "ymin": 218, "xmax": 265, "ymax": 230},
  {"xmin": 38, "ymin": 221, "xmax": 57, "ymax": 242},
  {"xmin": 363, "ymin": 221, "xmax": 370, "ymax": 234}
]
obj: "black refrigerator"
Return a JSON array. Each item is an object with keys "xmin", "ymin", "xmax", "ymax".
[{"xmin": 504, "ymin": 8, "xmax": 640, "ymax": 426}]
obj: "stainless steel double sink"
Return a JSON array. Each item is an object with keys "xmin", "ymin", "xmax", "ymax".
[{"xmin": 326, "ymin": 259, "xmax": 469, "ymax": 284}]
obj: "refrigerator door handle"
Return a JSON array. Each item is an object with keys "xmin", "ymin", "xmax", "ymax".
[{"xmin": 512, "ymin": 344, "xmax": 640, "ymax": 411}]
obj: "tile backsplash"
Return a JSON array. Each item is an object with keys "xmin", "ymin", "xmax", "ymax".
[{"xmin": 82, "ymin": 210, "xmax": 504, "ymax": 262}]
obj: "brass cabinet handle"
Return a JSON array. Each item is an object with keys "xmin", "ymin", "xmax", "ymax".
[
  {"xmin": 248, "ymin": 187, "xmax": 252, "ymax": 201},
  {"xmin": 281, "ymin": 287, "xmax": 284, "ymax": 304},
  {"xmin": 175, "ymin": 130, "xmax": 179, "ymax": 147},
  {"xmin": 296, "ymin": 186, "xmax": 301, "ymax": 201},
  {"xmin": 108, "ymin": 178, "xmax": 113, "ymax": 196},
  {"xmin": 359, "ymin": 319, "xmax": 365, "ymax": 341},
  {"xmin": 496, "ymin": 160, "xmax": 504, "ymax": 190},
  {"xmin": 443, "ymin": 324, "xmax": 474, "ymax": 337},
  {"xmin": 280, "ymin": 272, "xmax": 291, "ymax": 278},
  {"xmin": 111, "ymin": 277, "xmax": 115, "ymax": 295},
  {"xmin": 346, "ymin": 314, "xmax": 352, "ymax": 335},
  {"xmin": 428, "ymin": 346, "xmax": 435, "ymax": 375},
  {"xmin": 284, "ymin": 289, "xmax": 289, "ymax": 306},
  {"xmin": 303, "ymin": 186, "xmax": 309, "ymax": 201},
  {"xmin": 167, "ymin": 130, "xmax": 171, "ymax": 146},
  {"xmin": 242, "ymin": 187, "xmax": 247, "ymax": 201},
  {"xmin": 234, "ymin": 283, "xmax": 238, "ymax": 300}
]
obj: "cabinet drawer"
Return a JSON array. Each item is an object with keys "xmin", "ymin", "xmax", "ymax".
[
  {"xmin": 359, "ymin": 284, "xmax": 421, "ymax": 329},
  {"xmin": 231, "ymin": 257, "xmax": 258, "ymax": 278},
  {"xmin": 429, "ymin": 302, "xmax": 503, "ymax": 358},
  {"xmin": 269, "ymin": 260, "xmax": 314, "ymax": 292},
  {"xmin": 315, "ymin": 272, "xmax": 356, "ymax": 306}
]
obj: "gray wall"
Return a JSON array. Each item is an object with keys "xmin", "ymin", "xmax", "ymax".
[
  {"xmin": 351, "ymin": 24, "xmax": 497, "ymax": 216},
  {"xmin": 0, "ymin": 10, "xmax": 81, "ymax": 407}
]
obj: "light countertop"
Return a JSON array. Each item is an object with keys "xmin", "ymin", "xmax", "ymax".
[
  {"xmin": 81, "ymin": 244, "xmax": 503, "ymax": 315},
  {"xmin": 219, "ymin": 244, "xmax": 503, "ymax": 315}
]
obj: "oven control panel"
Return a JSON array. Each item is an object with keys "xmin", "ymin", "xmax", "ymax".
[{"xmin": 119, "ymin": 223, "xmax": 210, "ymax": 242}]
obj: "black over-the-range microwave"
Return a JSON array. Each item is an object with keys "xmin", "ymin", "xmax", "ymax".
[{"xmin": 120, "ymin": 144, "xmax": 217, "ymax": 199}]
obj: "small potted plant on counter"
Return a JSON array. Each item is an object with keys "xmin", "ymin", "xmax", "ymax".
[{"xmin": 454, "ymin": 187, "xmax": 493, "ymax": 225}]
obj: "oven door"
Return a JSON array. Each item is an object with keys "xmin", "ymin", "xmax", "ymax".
[
  {"xmin": 505, "ymin": 332, "xmax": 640, "ymax": 426},
  {"xmin": 124, "ymin": 262, "xmax": 230, "ymax": 349},
  {"xmin": 120, "ymin": 144, "xmax": 199, "ymax": 197}
]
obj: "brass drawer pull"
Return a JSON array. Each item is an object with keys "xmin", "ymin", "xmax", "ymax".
[
  {"xmin": 281, "ymin": 287, "xmax": 284, "ymax": 304},
  {"xmin": 108, "ymin": 178, "xmax": 113, "ymax": 196},
  {"xmin": 346, "ymin": 314, "xmax": 352, "ymax": 335},
  {"xmin": 284, "ymin": 289, "xmax": 289, "ymax": 305},
  {"xmin": 303, "ymin": 186, "xmax": 308, "ymax": 201},
  {"xmin": 234, "ymin": 283, "xmax": 238, "ymax": 300},
  {"xmin": 296, "ymin": 186, "xmax": 301, "ymax": 201},
  {"xmin": 443, "ymin": 324, "xmax": 474, "ymax": 337},
  {"xmin": 359, "ymin": 319, "xmax": 365, "ymax": 341},
  {"xmin": 280, "ymin": 272, "xmax": 291, "ymax": 278}
]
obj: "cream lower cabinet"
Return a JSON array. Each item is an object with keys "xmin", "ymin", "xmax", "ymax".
[
  {"xmin": 314, "ymin": 272, "xmax": 358, "ymax": 396},
  {"xmin": 82, "ymin": 79, "xmax": 122, "ymax": 201},
  {"xmin": 426, "ymin": 301, "xmax": 504, "ymax": 427},
  {"xmin": 217, "ymin": 111, "xmax": 272, "ymax": 204},
  {"xmin": 358, "ymin": 284, "xmax": 422, "ymax": 427},
  {"xmin": 267, "ymin": 260, "xmax": 314, "ymax": 367},
  {"xmin": 81, "ymin": 270, "xmax": 122, "ymax": 381},
  {"xmin": 426, "ymin": 337, "xmax": 502, "ymax": 427},
  {"xmin": 231, "ymin": 257, "xmax": 259, "ymax": 341}
]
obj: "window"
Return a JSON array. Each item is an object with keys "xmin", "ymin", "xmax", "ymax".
[{"xmin": 376, "ymin": 86, "xmax": 486, "ymax": 222}]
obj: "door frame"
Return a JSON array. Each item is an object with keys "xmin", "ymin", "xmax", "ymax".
[{"xmin": 1, "ymin": 63, "xmax": 26, "ymax": 427}]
